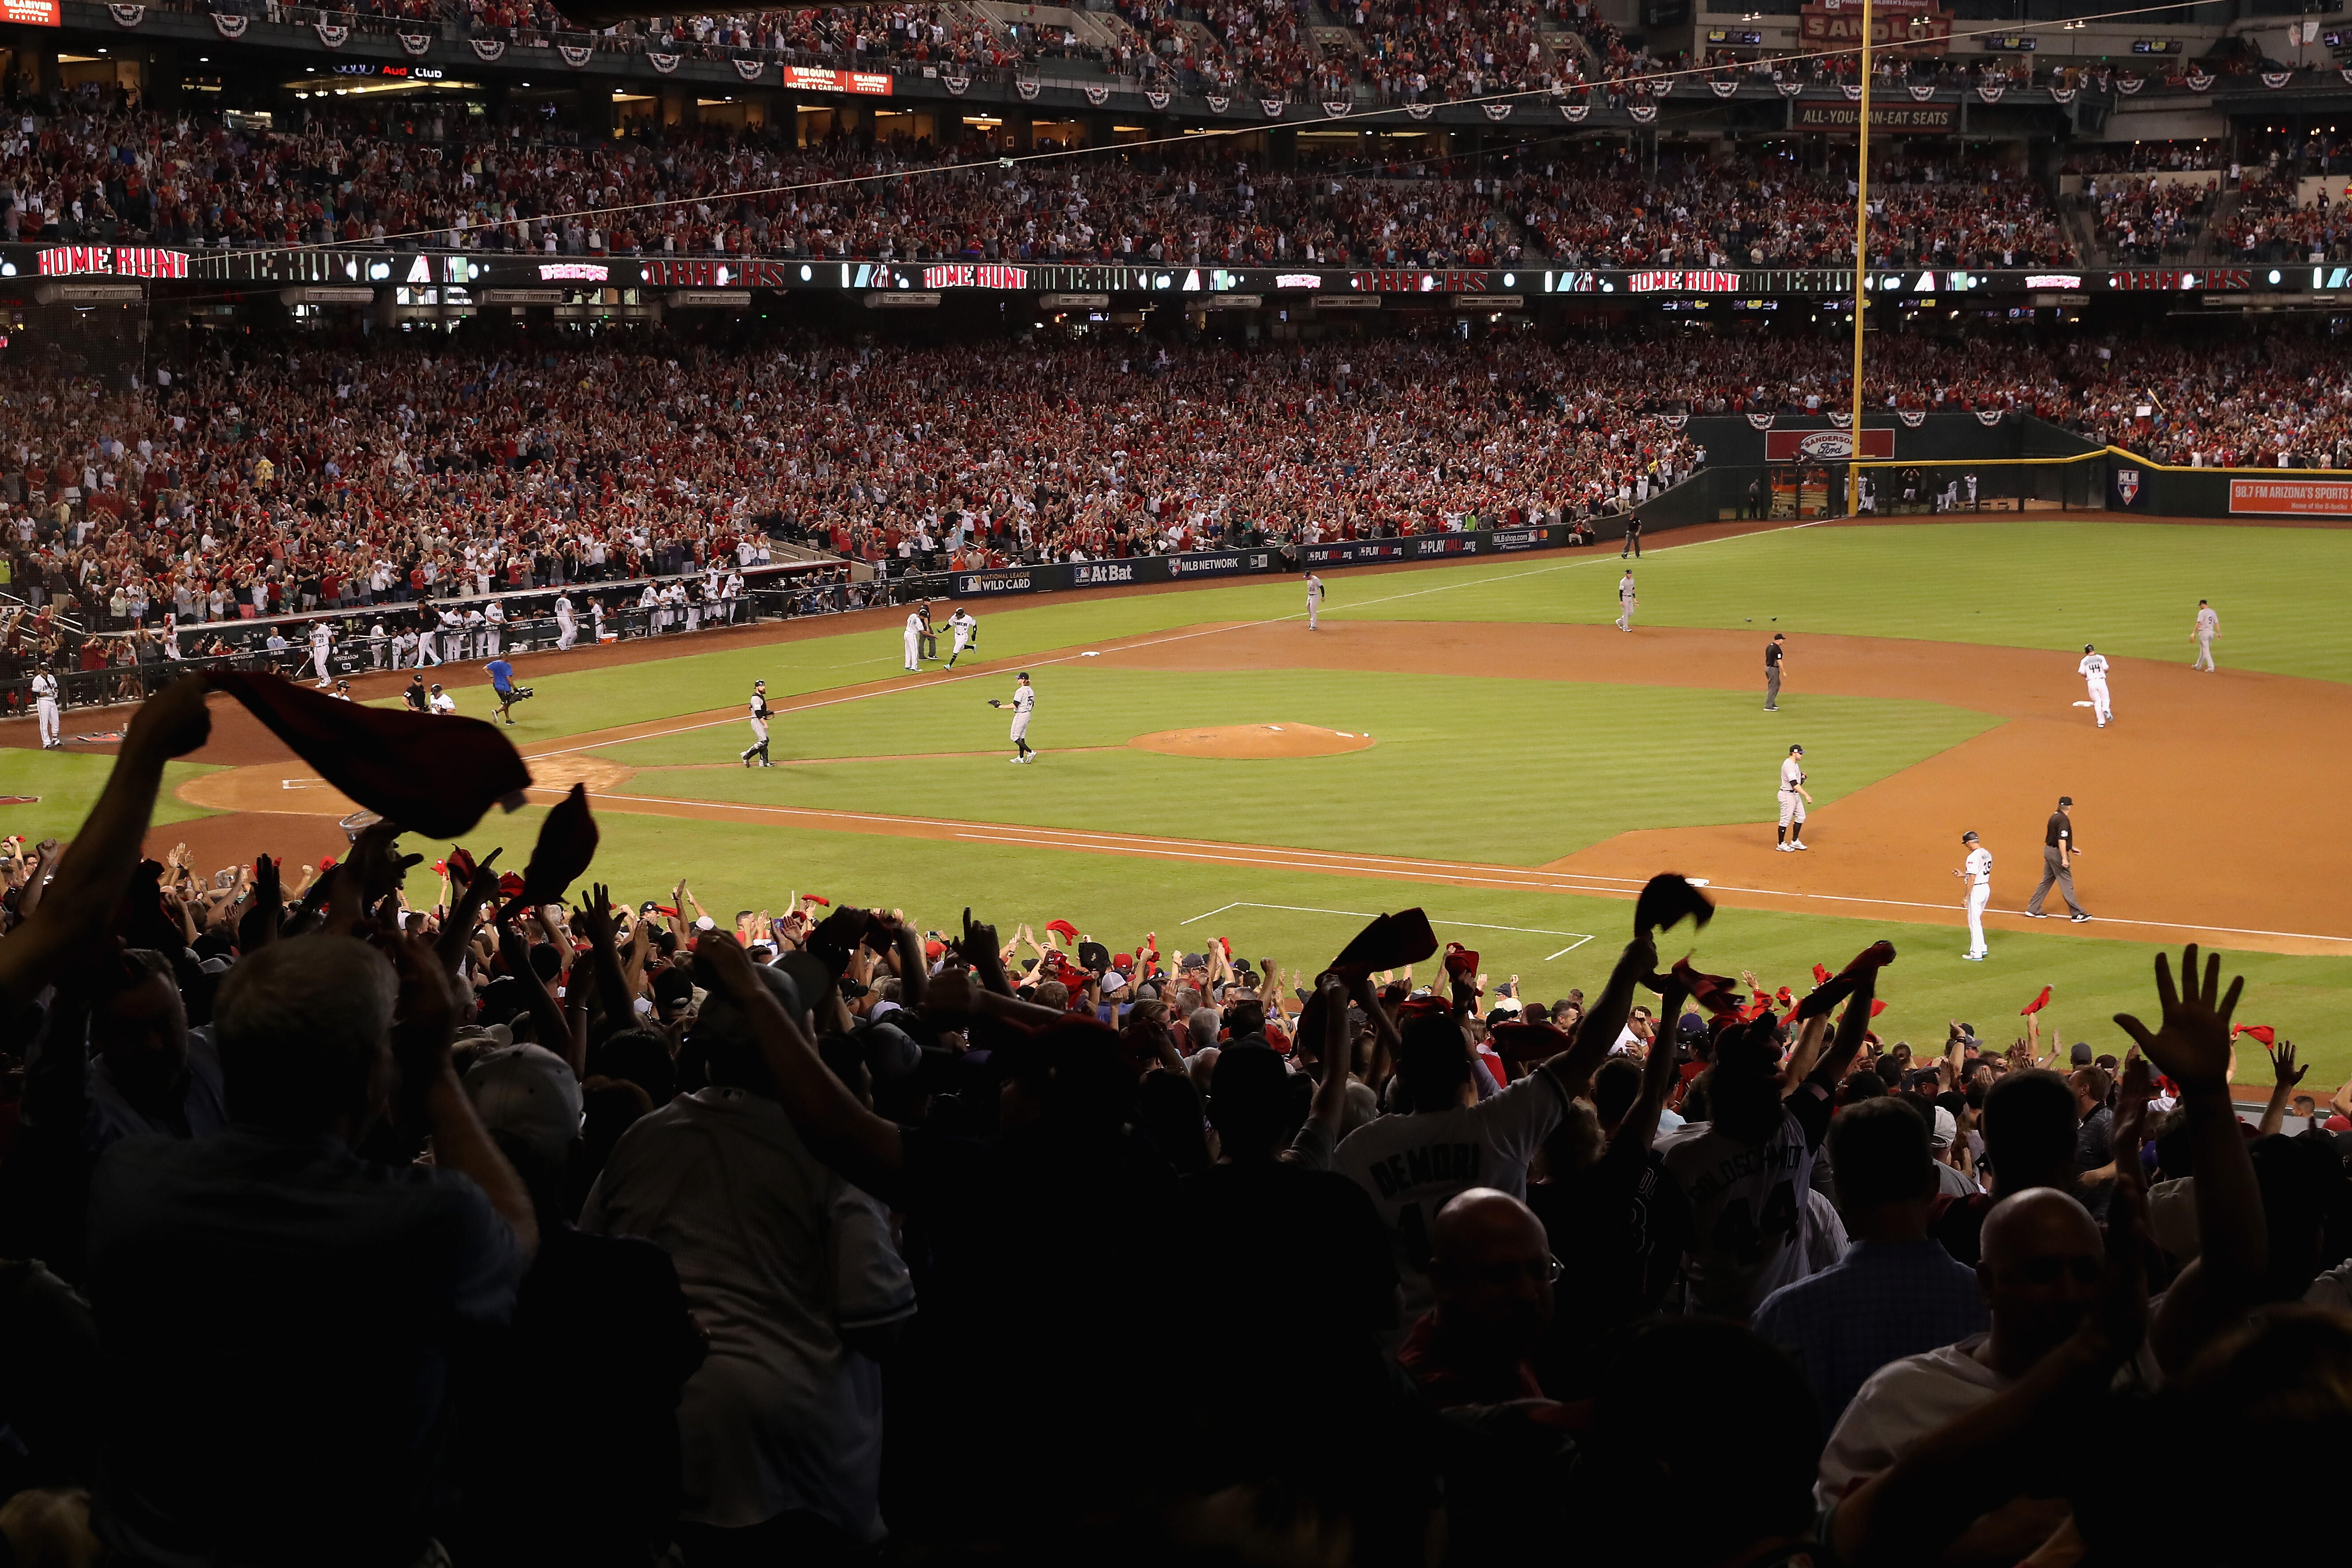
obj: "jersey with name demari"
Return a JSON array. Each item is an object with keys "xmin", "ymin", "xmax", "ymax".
[
  {"xmin": 1331, "ymin": 1072, "xmax": 1566, "ymax": 1323},
  {"xmin": 1657, "ymin": 1084, "xmax": 1833, "ymax": 1319}
]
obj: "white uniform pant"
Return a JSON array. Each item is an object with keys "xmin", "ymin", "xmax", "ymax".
[
  {"xmin": 555, "ymin": 614, "xmax": 576, "ymax": 650},
  {"xmin": 2087, "ymin": 680, "xmax": 2111, "ymax": 724},
  {"xmin": 370, "ymin": 638, "xmax": 387, "ymax": 669},
  {"xmin": 1308, "ymin": 593, "xmax": 1321, "ymax": 630},
  {"xmin": 2194, "ymin": 636, "xmax": 2215, "ymax": 673},
  {"xmin": 1010, "ymin": 713, "xmax": 1031, "ymax": 746},
  {"xmin": 904, "ymin": 630, "xmax": 921, "ymax": 671},
  {"xmin": 312, "ymin": 647, "xmax": 333, "ymax": 684},
  {"xmin": 1777, "ymin": 792, "xmax": 1806, "ymax": 829},
  {"xmin": 36, "ymin": 698, "xmax": 59, "ymax": 746},
  {"xmin": 414, "ymin": 638, "xmax": 440, "ymax": 667},
  {"xmin": 951, "ymin": 632, "xmax": 973, "ymax": 661},
  {"xmin": 1617, "ymin": 596, "xmax": 1636, "ymax": 631},
  {"xmin": 487, "ymin": 626, "xmax": 502, "ymax": 657},
  {"xmin": 1965, "ymin": 883, "xmax": 1990, "ymax": 957}
]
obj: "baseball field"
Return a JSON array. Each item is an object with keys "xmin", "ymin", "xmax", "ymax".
[{"xmin": 8, "ymin": 515, "xmax": 2351, "ymax": 1081}]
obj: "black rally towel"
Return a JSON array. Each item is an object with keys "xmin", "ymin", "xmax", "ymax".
[{"xmin": 208, "ymin": 669, "xmax": 530, "ymax": 839}]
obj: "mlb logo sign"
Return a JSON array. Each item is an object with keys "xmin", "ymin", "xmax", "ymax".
[{"xmin": 2115, "ymin": 469, "xmax": 2141, "ymax": 506}]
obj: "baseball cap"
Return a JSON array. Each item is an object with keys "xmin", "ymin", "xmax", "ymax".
[
  {"xmin": 2069, "ymin": 1041, "xmax": 2093, "ymax": 1066},
  {"xmin": 1930, "ymin": 1105, "xmax": 1957, "ymax": 1149},
  {"xmin": 2058, "ymin": 795, "xmax": 2073, "ymax": 807},
  {"xmin": 1790, "ymin": 743, "xmax": 1804, "ymax": 754},
  {"xmin": 464, "ymin": 1044, "xmax": 583, "ymax": 1166}
]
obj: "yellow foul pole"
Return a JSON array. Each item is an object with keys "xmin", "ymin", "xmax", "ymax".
[{"xmin": 1846, "ymin": 0, "xmax": 1874, "ymax": 514}]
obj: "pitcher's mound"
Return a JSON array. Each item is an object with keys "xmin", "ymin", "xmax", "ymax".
[{"xmin": 1127, "ymin": 724, "xmax": 1373, "ymax": 760}]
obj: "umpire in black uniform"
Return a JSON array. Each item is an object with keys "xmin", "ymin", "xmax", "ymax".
[
  {"xmin": 2024, "ymin": 795, "xmax": 2091, "ymax": 922},
  {"xmin": 1765, "ymin": 633, "xmax": 1787, "ymax": 711}
]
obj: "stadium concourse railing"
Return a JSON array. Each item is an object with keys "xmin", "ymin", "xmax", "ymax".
[{"xmin": 0, "ymin": 558, "xmax": 861, "ymax": 719}]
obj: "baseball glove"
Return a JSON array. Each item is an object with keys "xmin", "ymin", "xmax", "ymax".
[{"xmin": 987, "ymin": 699, "xmax": 1002, "ymax": 708}]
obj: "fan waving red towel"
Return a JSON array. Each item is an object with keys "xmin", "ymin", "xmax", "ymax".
[
  {"xmin": 2234, "ymin": 1024, "xmax": 2276, "ymax": 1047},
  {"xmin": 2021, "ymin": 985, "xmax": 2052, "ymax": 1017},
  {"xmin": 208, "ymin": 669, "xmax": 530, "ymax": 839}
]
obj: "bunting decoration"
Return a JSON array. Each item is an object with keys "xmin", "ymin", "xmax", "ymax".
[
  {"xmin": 315, "ymin": 22, "xmax": 348, "ymax": 47},
  {"xmin": 108, "ymin": 3, "xmax": 144, "ymax": 25},
  {"xmin": 560, "ymin": 43, "xmax": 594, "ymax": 67},
  {"xmin": 399, "ymin": 29, "xmax": 433, "ymax": 55},
  {"xmin": 1482, "ymin": 101, "xmax": 1512, "ymax": 119},
  {"xmin": 211, "ymin": 13, "xmax": 248, "ymax": 39},
  {"xmin": 646, "ymin": 50, "xmax": 679, "ymax": 72},
  {"xmin": 733, "ymin": 57, "xmax": 765, "ymax": 80},
  {"xmin": 471, "ymin": 37, "xmax": 508, "ymax": 61}
]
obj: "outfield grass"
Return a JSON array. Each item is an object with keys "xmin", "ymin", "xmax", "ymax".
[
  {"xmin": 414, "ymin": 521, "xmax": 2352, "ymax": 746},
  {"xmin": 0, "ymin": 750, "xmax": 220, "ymax": 842},
  {"xmin": 426, "ymin": 808, "xmax": 2348, "ymax": 1079},
  {"xmin": 597, "ymin": 669, "xmax": 1997, "ymax": 865}
]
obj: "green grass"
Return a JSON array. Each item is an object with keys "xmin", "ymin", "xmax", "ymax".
[
  {"xmin": 594, "ymin": 668, "xmax": 1997, "ymax": 866},
  {"xmin": 429, "ymin": 808, "xmax": 2348, "ymax": 1081},
  {"xmin": 414, "ymin": 522, "xmax": 2352, "ymax": 750},
  {"xmin": 0, "ymin": 750, "xmax": 221, "ymax": 841},
  {"xmin": 1336, "ymin": 521, "xmax": 2352, "ymax": 682}
]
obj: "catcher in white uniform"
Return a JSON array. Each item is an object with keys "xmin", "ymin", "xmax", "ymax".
[
  {"xmin": 1952, "ymin": 831, "xmax": 1993, "ymax": 961},
  {"xmin": 1776, "ymin": 744, "xmax": 1813, "ymax": 851},
  {"xmin": 2078, "ymin": 644, "xmax": 2113, "ymax": 728},
  {"xmin": 989, "ymin": 672, "xmax": 1037, "ymax": 763}
]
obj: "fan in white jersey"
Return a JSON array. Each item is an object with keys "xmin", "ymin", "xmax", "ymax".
[
  {"xmin": 2077, "ymin": 643, "xmax": 2113, "ymax": 728},
  {"xmin": 987, "ymin": 672, "xmax": 1038, "ymax": 762},
  {"xmin": 1656, "ymin": 953, "xmax": 1883, "ymax": 1320}
]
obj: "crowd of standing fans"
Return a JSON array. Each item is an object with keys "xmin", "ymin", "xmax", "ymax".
[{"xmin": 0, "ymin": 678, "xmax": 2347, "ymax": 1565}]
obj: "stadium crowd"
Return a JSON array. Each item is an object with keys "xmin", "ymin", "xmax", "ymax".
[
  {"xmin": 8, "ymin": 322, "xmax": 2352, "ymax": 690},
  {"xmin": 3, "ymin": 98, "xmax": 2081, "ymax": 268},
  {"xmin": 0, "ymin": 675, "xmax": 2345, "ymax": 1565}
]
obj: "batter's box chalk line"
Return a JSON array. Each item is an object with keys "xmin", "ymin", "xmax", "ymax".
[{"xmin": 1180, "ymin": 901, "xmax": 1596, "ymax": 961}]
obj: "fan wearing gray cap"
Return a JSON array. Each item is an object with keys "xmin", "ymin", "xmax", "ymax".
[
  {"xmin": 2023, "ymin": 795, "xmax": 2091, "ymax": 924},
  {"xmin": 578, "ymin": 956, "xmax": 915, "ymax": 1550},
  {"xmin": 456, "ymin": 1044, "xmax": 707, "ymax": 1564}
]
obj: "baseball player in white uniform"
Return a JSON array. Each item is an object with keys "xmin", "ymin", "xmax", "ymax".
[
  {"xmin": 485, "ymin": 599, "xmax": 505, "ymax": 658},
  {"xmin": 554, "ymin": 593, "xmax": 578, "ymax": 650},
  {"xmin": 1953, "ymin": 830, "xmax": 1993, "ymax": 961},
  {"xmin": 308, "ymin": 620, "xmax": 335, "ymax": 687},
  {"xmin": 989, "ymin": 671, "xmax": 1037, "ymax": 763},
  {"xmin": 741, "ymin": 680, "xmax": 774, "ymax": 768},
  {"xmin": 368, "ymin": 619, "xmax": 389, "ymax": 670},
  {"xmin": 903, "ymin": 604, "xmax": 928, "ymax": 673},
  {"xmin": 2191, "ymin": 600, "xmax": 2219, "ymax": 672},
  {"xmin": 31, "ymin": 667, "xmax": 60, "ymax": 749},
  {"xmin": 944, "ymin": 606, "xmax": 979, "ymax": 669},
  {"xmin": 1616, "ymin": 570, "xmax": 1638, "ymax": 632},
  {"xmin": 2078, "ymin": 644, "xmax": 2113, "ymax": 728},
  {"xmin": 1304, "ymin": 571, "xmax": 1326, "ymax": 630},
  {"xmin": 1776, "ymin": 744, "xmax": 1813, "ymax": 851}
]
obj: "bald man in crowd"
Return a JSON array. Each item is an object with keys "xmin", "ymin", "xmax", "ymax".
[{"xmin": 1395, "ymin": 1188, "xmax": 1556, "ymax": 1411}]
